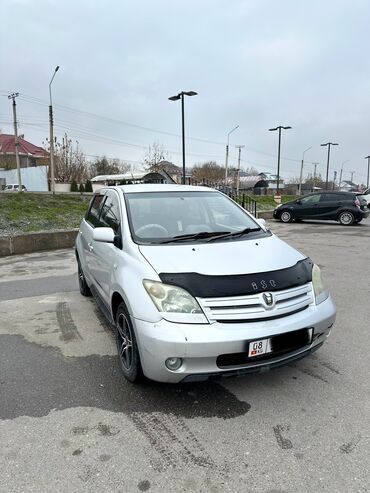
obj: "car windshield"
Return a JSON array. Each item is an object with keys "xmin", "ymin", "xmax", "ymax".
[{"xmin": 125, "ymin": 190, "xmax": 265, "ymax": 244}]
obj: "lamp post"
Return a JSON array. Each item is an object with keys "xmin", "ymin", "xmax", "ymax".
[
  {"xmin": 225, "ymin": 125, "xmax": 239, "ymax": 185},
  {"xmin": 49, "ymin": 65, "xmax": 60, "ymax": 194},
  {"xmin": 320, "ymin": 142, "xmax": 338, "ymax": 190},
  {"xmin": 365, "ymin": 156, "xmax": 370, "ymax": 189},
  {"xmin": 269, "ymin": 125, "xmax": 292, "ymax": 195},
  {"xmin": 298, "ymin": 146, "xmax": 312, "ymax": 195},
  {"xmin": 168, "ymin": 90, "xmax": 197, "ymax": 184}
]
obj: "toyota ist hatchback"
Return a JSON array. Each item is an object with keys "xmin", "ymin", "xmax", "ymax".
[{"xmin": 75, "ymin": 184, "xmax": 336, "ymax": 383}]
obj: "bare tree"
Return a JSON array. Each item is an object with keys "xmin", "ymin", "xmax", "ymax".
[
  {"xmin": 192, "ymin": 161, "xmax": 225, "ymax": 183},
  {"xmin": 143, "ymin": 142, "xmax": 169, "ymax": 172},
  {"xmin": 88, "ymin": 157, "xmax": 130, "ymax": 178},
  {"xmin": 48, "ymin": 133, "xmax": 88, "ymax": 183}
]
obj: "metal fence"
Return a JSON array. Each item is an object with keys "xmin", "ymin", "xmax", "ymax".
[{"xmin": 188, "ymin": 178, "xmax": 258, "ymax": 217}]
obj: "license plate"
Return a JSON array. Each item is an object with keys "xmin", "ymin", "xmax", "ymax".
[{"xmin": 248, "ymin": 338, "xmax": 272, "ymax": 357}]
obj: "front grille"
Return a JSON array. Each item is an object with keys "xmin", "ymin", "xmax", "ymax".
[{"xmin": 198, "ymin": 283, "xmax": 314, "ymax": 323}]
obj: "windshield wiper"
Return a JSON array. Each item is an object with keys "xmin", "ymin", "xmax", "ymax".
[
  {"xmin": 160, "ymin": 231, "xmax": 231, "ymax": 244},
  {"xmin": 206, "ymin": 227, "xmax": 261, "ymax": 242}
]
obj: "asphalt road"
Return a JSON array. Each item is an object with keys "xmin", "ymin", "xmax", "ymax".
[{"xmin": 0, "ymin": 218, "xmax": 369, "ymax": 492}]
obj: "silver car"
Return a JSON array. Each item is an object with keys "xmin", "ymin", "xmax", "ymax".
[{"xmin": 75, "ymin": 184, "xmax": 336, "ymax": 383}]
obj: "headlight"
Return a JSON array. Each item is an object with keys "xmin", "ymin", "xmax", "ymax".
[
  {"xmin": 312, "ymin": 264, "xmax": 329, "ymax": 304},
  {"xmin": 143, "ymin": 280, "xmax": 205, "ymax": 319}
]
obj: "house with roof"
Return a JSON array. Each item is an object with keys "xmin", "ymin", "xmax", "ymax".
[
  {"xmin": 339, "ymin": 180, "xmax": 359, "ymax": 192},
  {"xmin": 0, "ymin": 133, "xmax": 49, "ymax": 191},
  {"xmin": 0, "ymin": 133, "xmax": 48, "ymax": 169}
]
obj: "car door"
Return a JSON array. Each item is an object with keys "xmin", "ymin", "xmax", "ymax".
[
  {"xmin": 319, "ymin": 193, "xmax": 343, "ymax": 219},
  {"xmin": 295, "ymin": 194, "xmax": 322, "ymax": 219},
  {"xmin": 79, "ymin": 193, "xmax": 105, "ymax": 283},
  {"xmin": 89, "ymin": 189, "xmax": 122, "ymax": 305}
]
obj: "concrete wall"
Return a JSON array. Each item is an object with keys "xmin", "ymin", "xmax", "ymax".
[
  {"xmin": 0, "ymin": 166, "xmax": 49, "ymax": 191},
  {"xmin": 0, "ymin": 229, "xmax": 78, "ymax": 257}
]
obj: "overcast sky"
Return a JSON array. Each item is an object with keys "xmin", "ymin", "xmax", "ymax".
[{"xmin": 1, "ymin": 0, "xmax": 370, "ymax": 183}]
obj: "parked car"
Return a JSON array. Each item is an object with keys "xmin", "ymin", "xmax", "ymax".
[
  {"xmin": 273, "ymin": 191, "xmax": 369, "ymax": 225},
  {"xmin": 75, "ymin": 184, "xmax": 336, "ymax": 383},
  {"xmin": 2, "ymin": 184, "xmax": 27, "ymax": 192},
  {"xmin": 357, "ymin": 188, "xmax": 370, "ymax": 207}
]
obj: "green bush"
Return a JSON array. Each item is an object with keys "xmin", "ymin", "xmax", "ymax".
[
  {"xmin": 85, "ymin": 180, "xmax": 93, "ymax": 192},
  {"xmin": 70, "ymin": 180, "xmax": 78, "ymax": 192},
  {"xmin": 79, "ymin": 183, "xmax": 85, "ymax": 193}
]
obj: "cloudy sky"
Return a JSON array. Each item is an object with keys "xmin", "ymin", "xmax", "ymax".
[{"xmin": 1, "ymin": 0, "xmax": 370, "ymax": 184}]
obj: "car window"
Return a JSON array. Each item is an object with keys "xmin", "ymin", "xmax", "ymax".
[
  {"xmin": 125, "ymin": 191, "xmax": 263, "ymax": 244},
  {"xmin": 300, "ymin": 194, "xmax": 321, "ymax": 204},
  {"xmin": 99, "ymin": 192, "xmax": 121, "ymax": 234},
  {"xmin": 86, "ymin": 194, "xmax": 105, "ymax": 228},
  {"xmin": 321, "ymin": 193, "xmax": 348, "ymax": 202}
]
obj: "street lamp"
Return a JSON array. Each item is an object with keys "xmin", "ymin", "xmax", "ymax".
[
  {"xmin": 225, "ymin": 125, "xmax": 239, "ymax": 184},
  {"xmin": 49, "ymin": 65, "xmax": 60, "ymax": 194},
  {"xmin": 298, "ymin": 146, "xmax": 312, "ymax": 195},
  {"xmin": 168, "ymin": 90, "xmax": 197, "ymax": 184},
  {"xmin": 268, "ymin": 125, "xmax": 292, "ymax": 195},
  {"xmin": 365, "ymin": 156, "xmax": 370, "ymax": 188},
  {"xmin": 320, "ymin": 142, "xmax": 338, "ymax": 190}
]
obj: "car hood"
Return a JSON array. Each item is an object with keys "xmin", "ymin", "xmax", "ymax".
[{"xmin": 138, "ymin": 234, "xmax": 306, "ymax": 276}]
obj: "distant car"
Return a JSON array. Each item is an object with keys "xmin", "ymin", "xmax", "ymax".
[
  {"xmin": 2, "ymin": 184, "xmax": 27, "ymax": 192},
  {"xmin": 273, "ymin": 191, "xmax": 369, "ymax": 225},
  {"xmin": 357, "ymin": 188, "xmax": 370, "ymax": 207}
]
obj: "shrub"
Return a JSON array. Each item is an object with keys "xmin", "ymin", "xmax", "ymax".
[
  {"xmin": 85, "ymin": 180, "xmax": 93, "ymax": 192},
  {"xmin": 70, "ymin": 180, "xmax": 78, "ymax": 192},
  {"xmin": 79, "ymin": 183, "xmax": 85, "ymax": 193}
]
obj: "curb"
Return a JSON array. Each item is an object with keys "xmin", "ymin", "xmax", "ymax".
[{"xmin": 0, "ymin": 229, "xmax": 79, "ymax": 257}]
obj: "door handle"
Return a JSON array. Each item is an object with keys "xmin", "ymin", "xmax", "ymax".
[{"xmin": 88, "ymin": 242, "xmax": 94, "ymax": 252}]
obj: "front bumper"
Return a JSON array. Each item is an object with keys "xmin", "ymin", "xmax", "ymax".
[{"xmin": 133, "ymin": 295, "xmax": 336, "ymax": 383}]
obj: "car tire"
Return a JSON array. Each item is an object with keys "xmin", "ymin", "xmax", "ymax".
[
  {"xmin": 115, "ymin": 302, "xmax": 143, "ymax": 383},
  {"xmin": 338, "ymin": 211, "xmax": 355, "ymax": 226},
  {"xmin": 77, "ymin": 258, "xmax": 92, "ymax": 297},
  {"xmin": 280, "ymin": 210, "xmax": 293, "ymax": 223}
]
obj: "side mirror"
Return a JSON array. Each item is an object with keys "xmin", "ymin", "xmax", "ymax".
[
  {"xmin": 296, "ymin": 199, "xmax": 302, "ymax": 204},
  {"xmin": 256, "ymin": 218, "xmax": 267, "ymax": 229},
  {"xmin": 93, "ymin": 227, "xmax": 115, "ymax": 243}
]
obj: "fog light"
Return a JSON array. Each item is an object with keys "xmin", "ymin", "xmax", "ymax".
[{"xmin": 165, "ymin": 357, "xmax": 183, "ymax": 371}]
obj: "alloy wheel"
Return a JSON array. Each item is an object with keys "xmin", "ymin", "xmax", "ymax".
[{"xmin": 116, "ymin": 313, "xmax": 133, "ymax": 370}]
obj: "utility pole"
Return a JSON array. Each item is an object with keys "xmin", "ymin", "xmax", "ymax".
[
  {"xmin": 312, "ymin": 162, "xmax": 319, "ymax": 190},
  {"xmin": 8, "ymin": 93, "xmax": 22, "ymax": 191},
  {"xmin": 235, "ymin": 145, "xmax": 245, "ymax": 196},
  {"xmin": 49, "ymin": 66, "xmax": 59, "ymax": 193},
  {"xmin": 332, "ymin": 170, "xmax": 337, "ymax": 190},
  {"xmin": 225, "ymin": 125, "xmax": 239, "ymax": 185},
  {"xmin": 365, "ymin": 156, "xmax": 370, "ymax": 189},
  {"xmin": 299, "ymin": 146, "xmax": 312, "ymax": 195},
  {"xmin": 320, "ymin": 142, "xmax": 338, "ymax": 190},
  {"xmin": 350, "ymin": 171, "xmax": 355, "ymax": 184}
]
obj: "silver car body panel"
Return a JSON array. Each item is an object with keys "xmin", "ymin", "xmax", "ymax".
[{"xmin": 75, "ymin": 184, "xmax": 336, "ymax": 383}]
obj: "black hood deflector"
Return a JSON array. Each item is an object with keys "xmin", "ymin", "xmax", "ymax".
[{"xmin": 159, "ymin": 258, "xmax": 313, "ymax": 298}]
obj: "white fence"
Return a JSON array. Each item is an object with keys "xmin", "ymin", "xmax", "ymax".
[{"xmin": 0, "ymin": 166, "xmax": 49, "ymax": 191}]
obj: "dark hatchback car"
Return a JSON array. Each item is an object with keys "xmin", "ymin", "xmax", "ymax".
[{"xmin": 273, "ymin": 191, "xmax": 369, "ymax": 225}]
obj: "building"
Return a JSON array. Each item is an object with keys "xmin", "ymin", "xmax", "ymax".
[
  {"xmin": 90, "ymin": 170, "xmax": 176, "ymax": 191},
  {"xmin": 0, "ymin": 133, "xmax": 48, "ymax": 168},
  {"xmin": 339, "ymin": 180, "xmax": 359, "ymax": 192},
  {"xmin": 238, "ymin": 175, "xmax": 269, "ymax": 194}
]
